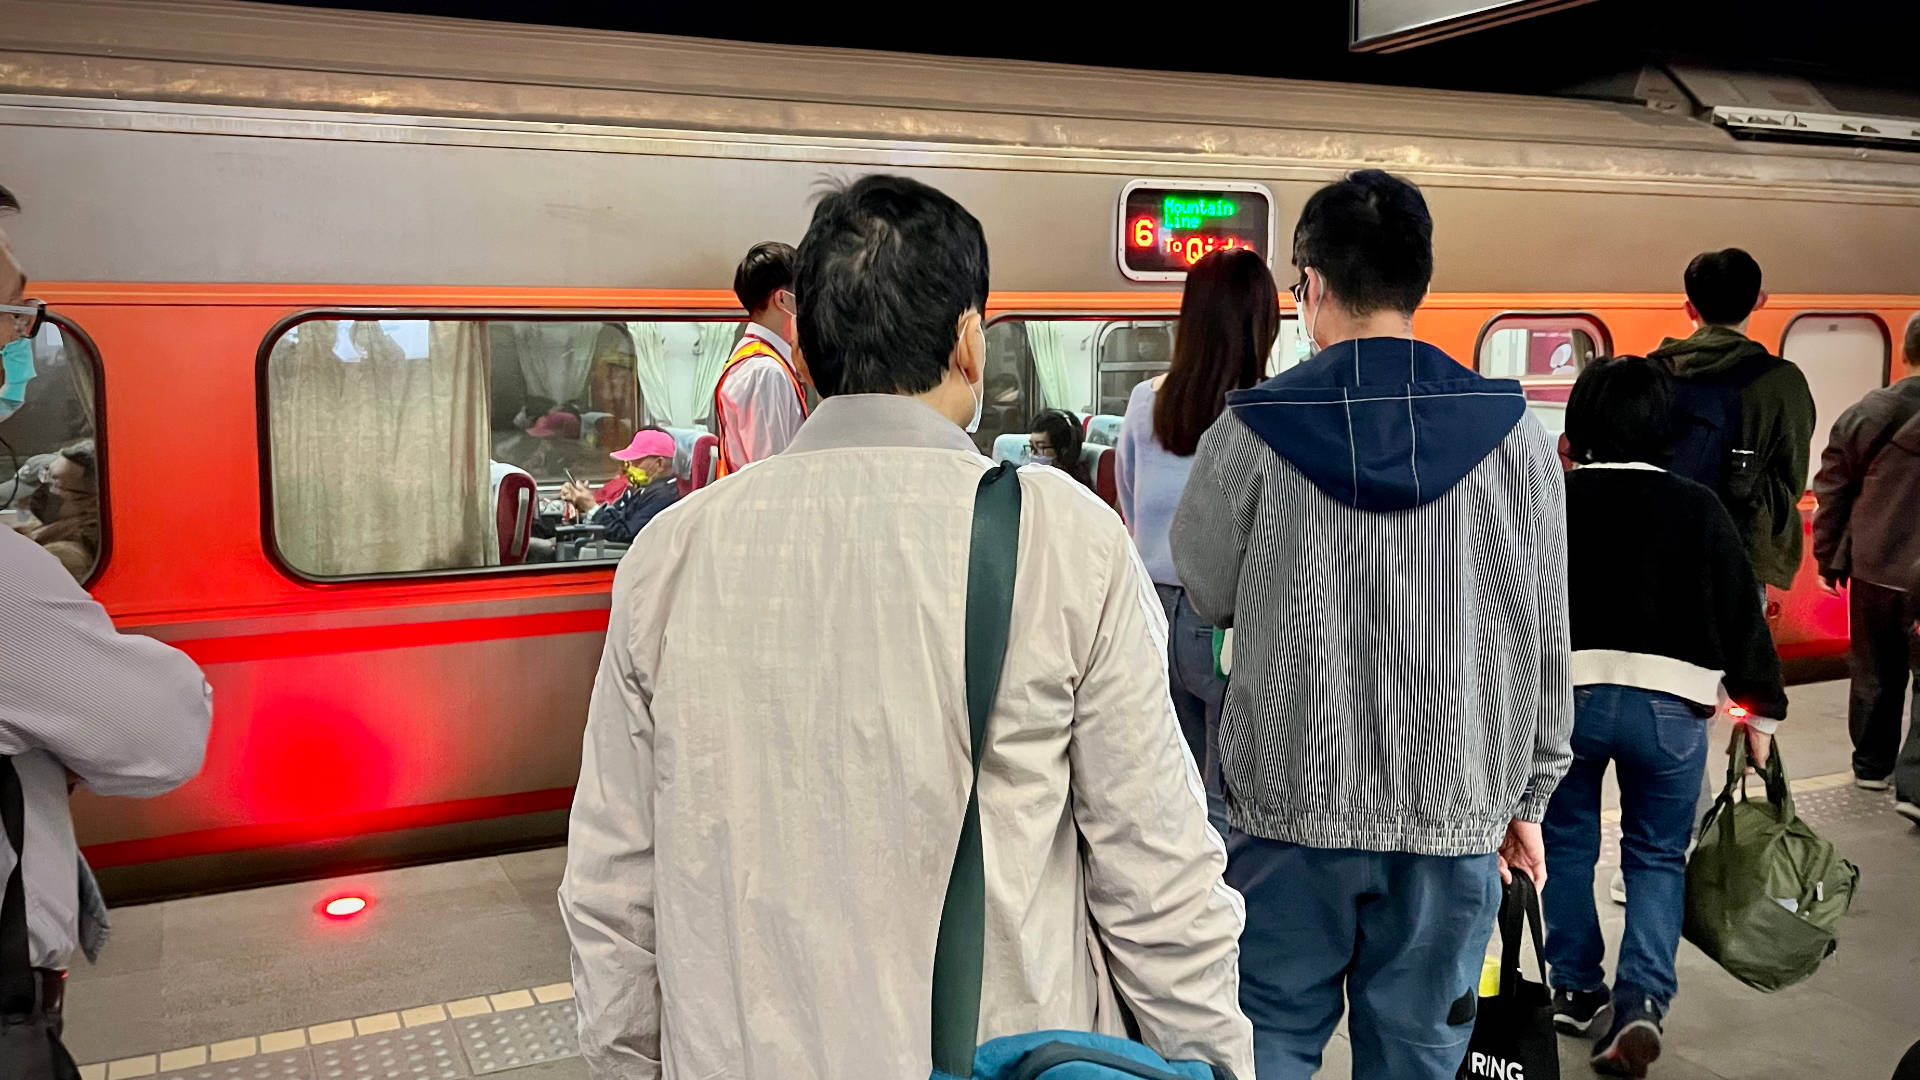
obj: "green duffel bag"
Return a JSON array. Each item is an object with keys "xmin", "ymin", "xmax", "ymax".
[{"xmin": 1682, "ymin": 739, "xmax": 1859, "ymax": 992}]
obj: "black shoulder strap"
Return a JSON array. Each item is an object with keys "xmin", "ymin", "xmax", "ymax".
[
  {"xmin": 930, "ymin": 462, "xmax": 1022, "ymax": 1078},
  {"xmin": 2, "ymin": 756, "xmax": 37, "ymax": 1015}
]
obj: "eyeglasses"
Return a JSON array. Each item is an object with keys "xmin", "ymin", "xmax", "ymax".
[
  {"xmin": 1290, "ymin": 273, "xmax": 1309, "ymax": 305},
  {"xmin": 1, "ymin": 299, "xmax": 46, "ymax": 340}
]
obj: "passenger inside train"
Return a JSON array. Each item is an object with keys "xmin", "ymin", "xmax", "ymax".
[
  {"xmin": 1025, "ymin": 408, "xmax": 1093, "ymax": 489},
  {"xmin": 12, "ymin": 438, "xmax": 99, "ymax": 582},
  {"xmin": 555, "ymin": 427, "xmax": 680, "ymax": 546}
]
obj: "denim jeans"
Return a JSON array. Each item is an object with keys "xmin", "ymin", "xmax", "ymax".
[
  {"xmin": 1543, "ymin": 684, "xmax": 1710, "ymax": 1011},
  {"xmin": 1155, "ymin": 584, "xmax": 1228, "ymax": 836},
  {"xmin": 1228, "ymin": 832, "xmax": 1499, "ymax": 1080}
]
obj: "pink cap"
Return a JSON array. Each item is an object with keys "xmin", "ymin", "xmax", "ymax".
[
  {"xmin": 526, "ymin": 409, "xmax": 581, "ymax": 439},
  {"xmin": 610, "ymin": 429, "xmax": 677, "ymax": 462}
]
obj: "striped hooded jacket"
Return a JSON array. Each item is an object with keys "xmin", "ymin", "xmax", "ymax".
[{"xmin": 1172, "ymin": 337, "xmax": 1573, "ymax": 856}]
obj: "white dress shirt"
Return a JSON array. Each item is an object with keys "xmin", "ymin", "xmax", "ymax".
[
  {"xmin": 0, "ymin": 530, "xmax": 212, "ymax": 968},
  {"xmin": 714, "ymin": 323, "xmax": 806, "ymax": 468},
  {"xmin": 560, "ymin": 394, "xmax": 1253, "ymax": 1080}
]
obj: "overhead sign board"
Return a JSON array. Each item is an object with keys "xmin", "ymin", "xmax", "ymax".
[{"xmin": 1117, "ymin": 180, "xmax": 1274, "ymax": 283}]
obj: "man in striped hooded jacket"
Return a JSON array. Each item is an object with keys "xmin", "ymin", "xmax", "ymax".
[{"xmin": 1172, "ymin": 169, "xmax": 1574, "ymax": 1080}]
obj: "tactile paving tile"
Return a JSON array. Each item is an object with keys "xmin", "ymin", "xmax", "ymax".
[
  {"xmin": 311, "ymin": 1023, "xmax": 468, "ymax": 1080},
  {"xmin": 453, "ymin": 1002, "xmax": 579, "ymax": 1075},
  {"xmin": 157, "ymin": 1049, "xmax": 314, "ymax": 1080}
]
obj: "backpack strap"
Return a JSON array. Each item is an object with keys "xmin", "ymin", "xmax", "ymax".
[
  {"xmin": 930, "ymin": 461, "xmax": 1022, "ymax": 1078},
  {"xmin": 2, "ymin": 756, "xmax": 38, "ymax": 1016}
]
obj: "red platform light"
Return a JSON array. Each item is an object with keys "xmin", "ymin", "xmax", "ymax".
[{"xmin": 321, "ymin": 895, "xmax": 369, "ymax": 919}]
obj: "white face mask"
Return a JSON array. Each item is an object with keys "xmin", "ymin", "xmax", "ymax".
[
  {"xmin": 965, "ymin": 376, "xmax": 983, "ymax": 434},
  {"xmin": 1299, "ymin": 268, "xmax": 1323, "ymax": 360},
  {"xmin": 1029, "ymin": 451, "xmax": 1053, "ymax": 467}
]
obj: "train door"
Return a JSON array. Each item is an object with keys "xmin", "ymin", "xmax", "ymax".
[{"xmin": 1782, "ymin": 314, "xmax": 1890, "ymax": 488}]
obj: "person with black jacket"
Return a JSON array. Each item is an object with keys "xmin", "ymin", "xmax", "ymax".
[
  {"xmin": 1543, "ymin": 356, "xmax": 1788, "ymax": 1078},
  {"xmin": 1812, "ymin": 314, "xmax": 1920, "ymax": 804}
]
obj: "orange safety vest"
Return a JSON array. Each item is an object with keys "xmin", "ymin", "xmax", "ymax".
[{"xmin": 711, "ymin": 334, "xmax": 809, "ymax": 478}]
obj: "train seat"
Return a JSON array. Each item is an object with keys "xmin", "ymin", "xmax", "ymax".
[
  {"xmin": 991, "ymin": 433, "xmax": 1032, "ymax": 465},
  {"xmin": 1084, "ymin": 414, "xmax": 1123, "ymax": 447},
  {"xmin": 1081, "ymin": 444, "xmax": 1118, "ymax": 511},
  {"xmin": 687, "ymin": 433, "xmax": 720, "ymax": 491},
  {"xmin": 488, "ymin": 460, "xmax": 537, "ymax": 565}
]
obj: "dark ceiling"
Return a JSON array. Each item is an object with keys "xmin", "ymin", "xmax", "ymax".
[{"xmin": 286, "ymin": 1, "xmax": 1920, "ymax": 101}]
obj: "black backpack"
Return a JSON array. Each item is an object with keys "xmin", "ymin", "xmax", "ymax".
[{"xmin": 1666, "ymin": 354, "xmax": 1778, "ymax": 512}]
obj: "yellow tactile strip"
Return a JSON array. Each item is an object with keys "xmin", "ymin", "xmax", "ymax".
[
  {"xmin": 1597, "ymin": 768, "xmax": 1856, "ymax": 825},
  {"xmin": 80, "ymin": 980, "xmax": 576, "ymax": 1076}
]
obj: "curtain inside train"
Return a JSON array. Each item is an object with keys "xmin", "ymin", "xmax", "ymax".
[
  {"xmin": 628, "ymin": 322, "xmax": 675, "ymax": 427},
  {"xmin": 1025, "ymin": 321, "xmax": 1097, "ymax": 415},
  {"xmin": 499, "ymin": 322, "xmax": 600, "ymax": 408},
  {"xmin": 268, "ymin": 319, "xmax": 490, "ymax": 576},
  {"xmin": 691, "ymin": 323, "xmax": 737, "ymax": 427}
]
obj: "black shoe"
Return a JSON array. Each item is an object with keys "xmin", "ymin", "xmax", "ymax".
[
  {"xmin": 1552, "ymin": 987, "xmax": 1610, "ymax": 1036},
  {"xmin": 1591, "ymin": 994, "xmax": 1663, "ymax": 1077}
]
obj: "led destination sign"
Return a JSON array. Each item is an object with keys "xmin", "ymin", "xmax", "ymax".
[{"xmin": 1119, "ymin": 181, "xmax": 1274, "ymax": 282}]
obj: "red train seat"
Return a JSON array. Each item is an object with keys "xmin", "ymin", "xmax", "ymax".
[
  {"xmin": 493, "ymin": 467, "xmax": 536, "ymax": 564},
  {"xmin": 688, "ymin": 433, "xmax": 720, "ymax": 490}
]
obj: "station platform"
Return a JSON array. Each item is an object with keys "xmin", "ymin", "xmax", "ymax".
[{"xmin": 62, "ymin": 680, "xmax": 1919, "ymax": 1080}]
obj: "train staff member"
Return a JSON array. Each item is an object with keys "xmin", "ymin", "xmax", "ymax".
[
  {"xmin": 561, "ymin": 174, "xmax": 1254, "ymax": 1080},
  {"xmin": 1813, "ymin": 315, "xmax": 1920, "ymax": 812},
  {"xmin": 1114, "ymin": 247, "xmax": 1278, "ymax": 840},
  {"xmin": 557, "ymin": 428, "xmax": 680, "ymax": 545},
  {"xmin": 711, "ymin": 241, "xmax": 808, "ymax": 477},
  {"xmin": 0, "ymin": 182, "xmax": 213, "ymax": 1053},
  {"xmin": 1543, "ymin": 356, "xmax": 1786, "ymax": 1077},
  {"xmin": 1172, "ymin": 169, "xmax": 1572, "ymax": 1080}
]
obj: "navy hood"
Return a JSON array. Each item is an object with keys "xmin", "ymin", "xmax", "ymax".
[{"xmin": 1228, "ymin": 337, "xmax": 1527, "ymax": 512}]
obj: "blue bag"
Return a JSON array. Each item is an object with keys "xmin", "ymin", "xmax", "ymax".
[{"xmin": 931, "ymin": 463, "xmax": 1235, "ymax": 1080}]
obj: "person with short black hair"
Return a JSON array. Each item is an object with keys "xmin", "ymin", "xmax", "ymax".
[
  {"xmin": 712, "ymin": 240, "xmax": 808, "ymax": 476},
  {"xmin": 1649, "ymin": 248, "xmax": 1816, "ymax": 596},
  {"xmin": 563, "ymin": 174, "xmax": 1254, "ymax": 1080},
  {"xmin": 1172, "ymin": 169, "xmax": 1572, "ymax": 1080},
  {"xmin": 1116, "ymin": 247, "xmax": 1278, "ymax": 837},
  {"xmin": 1543, "ymin": 356, "xmax": 1786, "ymax": 1076},
  {"xmin": 1814, "ymin": 314, "xmax": 1920, "ymax": 809},
  {"xmin": 1027, "ymin": 408, "xmax": 1092, "ymax": 489}
]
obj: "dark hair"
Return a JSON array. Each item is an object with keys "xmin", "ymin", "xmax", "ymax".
[
  {"xmin": 1029, "ymin": 409, "xmax": 1091, "ymax": 487},
  {"xmin": 1684, "ymin": 248, "xmax": 1763, "ymax": 325},
  {"xmin": 1564, "ymin": 356, "xmax": 1675, "ymax": 465},
  {"xmin": 732, "ymin": 241, "xmax": 796, "ymax": 314},
  {"xmin": 795, "ymin": 174, "xmax": 989, "ymax": 398},
  {"xmin": 1155, "ymin": 248, "xmax": 1278, "ymax": 456},
  {"xmin": 0, "ymin": 184, "xmax": 17, "ymax": 214},
  {"xmin": 1292, "ymin": 169, "xmax": 1433, "ymax": 317},
  {"xmin": 1904, "ymin": 313, "xmax": 1919, "ymax": 371}
]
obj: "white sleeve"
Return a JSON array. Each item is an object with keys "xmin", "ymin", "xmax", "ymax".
[
  {"xmin": 733, "ymin": 360, "xmax": 806, "ymax": 463},
  {"xmin": 1069, "ymin": 527, "xmax": 1254, "ymax": 1079},
  {"xmin": 559, "ymin": 556, "xmax": 662, "ymax": 1080},
  {"xmin": 0, "ymin": 531, "xmax": 211, "ymax": 796}
]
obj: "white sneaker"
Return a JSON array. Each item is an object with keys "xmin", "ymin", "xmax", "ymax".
[
  {"xmin": 1609, "ymin": 869, "xmax": 1627, "ymax": 905},
  {"xmin": 1895, "ymin": 801, "xmax": 1920, "ymax": 826},
  {"xmin": 1855, "ymin": 775, "xmax": 1893, "ymax": 791}
]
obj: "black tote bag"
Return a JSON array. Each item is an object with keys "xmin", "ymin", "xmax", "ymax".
[
  {"xmin": 1, "ymin": 757, "xmax": 82, "ymax": 1080},
  {"xmin": 1456, "ymin": 875, "xmax": 1558, "ymax": 1080}
]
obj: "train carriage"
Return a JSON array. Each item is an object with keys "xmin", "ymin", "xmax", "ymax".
[{"xmin": 1, "ymin": 0, "xmax": 1916, "ymax": 897}]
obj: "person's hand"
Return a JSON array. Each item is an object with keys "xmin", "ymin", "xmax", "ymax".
[
  {"xmin": 1733, "ymin": 723, "xmax": 1772, "ymax": 769},
  {"xmin": 1820, "ymin": 574, "xmax": 1846, "ymax": 596},
  {"xmin": 1497, "ymin": 819, "xmax": 1546, "ymax": 890},
  {"xmin": 558, "ymin": 481, "xmax": 595, "ymax": 514}
]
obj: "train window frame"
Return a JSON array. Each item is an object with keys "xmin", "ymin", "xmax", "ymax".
[
  {"xmin": 254, "ymin": 307, "xmax": 745, "ymax": 585},
  {"xmin": 1778, "ymin": 311, "xmax": 1893, "ymax": 386},
  {"xmin": 979, "ymin": 311, "xmax": 1179, "ymax": 439},
  {"xmin": 1471, "ymin": 312, "xmax": 1613, "ymax": 379},
  {"xmin": 2, "ymin": 311, "xmax": 111, "ymax": 588}
]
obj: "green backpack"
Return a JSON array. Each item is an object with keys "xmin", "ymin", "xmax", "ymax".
[{"xmin": 1682, "ymin": 740, "xmax": 1859, "ymax": 992}]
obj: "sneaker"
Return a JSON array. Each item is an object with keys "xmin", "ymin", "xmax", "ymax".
[
  {"xmin": 1592, "ymin": 995, "xmax": 1663, "ymax": 1077},
  {"xmin": 1855, "ymin": 775, "xmax": 1893, "ymax": 791},
  {"xmin": 1895, "ymin": 801, "xmax": 1920, "ymax": 826},
  {"xmin": 1608, "ymin": 869, "xmax": 1627, "ymax": 906},
  {"xmin": 1553, "ymin": 987, "xmax": 1611, "ymax": 1036}
]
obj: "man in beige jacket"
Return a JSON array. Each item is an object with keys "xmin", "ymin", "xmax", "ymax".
[{"xmin": 560, "ymin": 174, "xmax": 1253, "ymax": 1079}]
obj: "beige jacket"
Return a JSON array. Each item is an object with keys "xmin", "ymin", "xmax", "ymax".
[{"xmin": 560, "ymin": 394, "xmax": 1253, "ymax": 1080}]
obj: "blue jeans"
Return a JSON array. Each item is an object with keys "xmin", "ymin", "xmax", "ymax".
[
  {"xmin": 1227, "ymin": 832, "xmax": 1500, "ymax": 1080},
  {"xmin": 1543, "ymin": 684, "xmax": 1710, "ymax": 1011},
  {"xmin": 1156, "ymin": 584, "xmax": 1228, "ymax": 836}
]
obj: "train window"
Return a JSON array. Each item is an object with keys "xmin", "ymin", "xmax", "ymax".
[
  {"xmin": 264, "ymin": 315, "xmax": 742, "ymax": 579},
  {"xmin": 1475, "ymin": 313, "xmax": 1611, "ymax": 440},
  {"xmin": 980, "ymin": 313, "xmax": 1300, "ymax": 456},
  {"xmin": 1, "ymin": 316, "xmax": 104, "ymax": 585}
]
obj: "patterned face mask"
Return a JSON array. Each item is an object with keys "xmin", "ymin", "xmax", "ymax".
[{"xmin": 624, "ymin": 463, "xmax": 653, "ymax": 487}]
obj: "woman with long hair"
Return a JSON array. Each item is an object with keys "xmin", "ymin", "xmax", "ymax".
[
  {"xmin": 1027, "ymin": 408, "xmax": 1094, "ymax": 489},
  {"xmin": 1115, "ymin": 247, "xmax": 1278, "ymax": 834}
]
